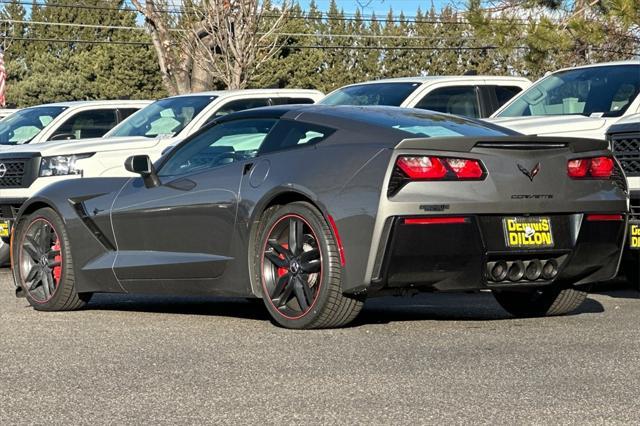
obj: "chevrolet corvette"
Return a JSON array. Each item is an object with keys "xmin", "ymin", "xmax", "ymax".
[{"xmin": 10, "ymin": 105, "xmax": 628, "ymax": 329}]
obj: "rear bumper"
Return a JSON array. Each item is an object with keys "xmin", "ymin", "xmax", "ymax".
[{"xmin": 369, "ymin": 214, "xmax": 625, "ymax": 293}]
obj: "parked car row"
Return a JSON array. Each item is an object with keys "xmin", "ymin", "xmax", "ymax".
[{"xmin": 2, "ymin": 59, "xmax": 639, "ymax": 328}]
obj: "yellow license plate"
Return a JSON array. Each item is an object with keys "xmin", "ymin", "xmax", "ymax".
[
  {"xmin": 629, "ymin": 223, "xmax": 640, "ymax": 249},
  {"xmin": 503, "ymin": 217, "xmax": 554, "ymax": 248},
  {"xmin": 0, "ymin": 220, "xmax": 10, "ymax": 238}
]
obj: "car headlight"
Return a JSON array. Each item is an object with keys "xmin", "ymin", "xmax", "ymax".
[{"xmin": 39, "ymin": 153, "xmax": 94, "ymax": 177}]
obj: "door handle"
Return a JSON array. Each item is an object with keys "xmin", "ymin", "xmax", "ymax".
[{"xmin": 243, "ymin": 163, "xmax": 254, "ymax": 175}]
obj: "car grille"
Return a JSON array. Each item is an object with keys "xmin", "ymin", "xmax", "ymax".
[
  {"xmin": 0, "ymin": 157, "xmax": 40, "ymax": 188},
  {"xmin": 611, "ymin": 132, "xmax": 640, "ymax": 177},
  {"xmin": 0, "ymin": 159, "xmax": 28, "ymax": 187}
]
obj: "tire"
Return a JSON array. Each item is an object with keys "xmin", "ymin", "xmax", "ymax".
[
  {"xmin": 254, "ymin": 202, "xmax": 364, "ymax": 329},
  {"xmin": 12, "ymin": 207, "xmax": 91, "ymax": 311},
  {"xmin": 493, "ymin": 285, "xmax": 587, "ymax": 317}
]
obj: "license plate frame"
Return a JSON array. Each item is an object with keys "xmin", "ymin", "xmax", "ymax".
[
  {"xmin": 502, "ymin": 216, "xmax": 554, "ymax": 249},
  {"xmin": 0, "ymin": 220, "xmax": 10, "ymax": 238},
  {"xmin": 629, "ymin": 222, "xmax": 640, "ymax": 249}
]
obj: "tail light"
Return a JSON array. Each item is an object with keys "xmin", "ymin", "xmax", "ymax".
[
  {"xmin": 585, "ymin": 214, "xmax": 623, "ymax": 222},
  {"xmin": 396, "ymin": 156, "xmax": 485, "ymax": 181},
  {"xmin": 567, "ymin": 156, "xmax": 614, "ymax": 179}
]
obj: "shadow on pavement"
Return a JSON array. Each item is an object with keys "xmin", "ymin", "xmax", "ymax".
[
  {"xmin": 88, "ymin": 294, "xmax": 271, "ymax": 322},
  {"xmin": 591, "ymin": 278, "xmax": 640, "ymax": 299},
  {"xmin": 85, "ymin": 290, "xmax": 608, "ymax": 326}
]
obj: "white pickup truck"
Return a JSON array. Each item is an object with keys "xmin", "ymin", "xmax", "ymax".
[
  {"xmin": 487, "ymin": 61, "xmax": 640, "ymax": 139},
  {"xmin": 0, "ymin": 100, "xmax": 151, "ymax": 146},
  {"xmin": 318, "ymin": 75, "xmax": 532, "ymax": 118},
  {"xmin": 0, "ymin": 89, "xmax": 323, "ymax": 261}
]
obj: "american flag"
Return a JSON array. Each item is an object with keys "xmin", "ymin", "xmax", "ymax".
[{"xmin": 0, "ymin": 47, "xmax": 6, "ymax": 107}]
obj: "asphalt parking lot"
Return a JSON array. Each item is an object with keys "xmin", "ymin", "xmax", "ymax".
[{"xmin": 1, "ymin": 270, "xmax": 640, "ymax": 425}]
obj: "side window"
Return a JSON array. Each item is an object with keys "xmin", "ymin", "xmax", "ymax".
[
  {"xmin": 118, "ymin": 108, "xmax": 140, "ymax": 122},
  {"xmin": 415, "ymin": 86, "xmax": 480, "ymax": 118},
  {"xmin": 49, "ymin": 109, "xmax": 118, "ymax": 140},
  {"xmin": 259, "ymin": 120, "xmax": 334, "ymax": 155},
  {"xmin": 494, "ymin": 86, "xmax": 523, "ymax": 107},
  {"xmin": 159, "ymin": 119, "xmax": 277, "ymax": 177},
  {"xmin": 207, "ymin": 98, "xmax": 271, "ymax": 123}
]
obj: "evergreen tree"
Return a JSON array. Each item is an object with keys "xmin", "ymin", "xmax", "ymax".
[{"xmin": 5, "ymin": 0, "xmax": 164, "ymax": 107}]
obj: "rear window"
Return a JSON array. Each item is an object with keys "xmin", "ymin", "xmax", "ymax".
[
  {"xmin": 319, "ymin": 82, "xmax": 421, "ymax": 107},
  {"xmin": 344, "ymin": 109, "xmax": 515, "ymax": 138}
]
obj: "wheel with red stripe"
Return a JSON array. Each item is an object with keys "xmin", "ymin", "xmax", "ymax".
[
  {"xmin": 255, "ymin": 202, "xmax": 364, "ymax": 329},
  {"xmin": 12, "ymin": 207, "xmax": 91, "ymax": 311}
]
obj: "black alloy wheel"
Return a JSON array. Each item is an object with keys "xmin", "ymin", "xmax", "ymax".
[
  {"xmin": 18, "ymin": 217, "xmax": 63, "ymax": 304},
  {"xmin": 261, "ymin": 214, "xmax": 322, "ymax": 320},
  {"xmin": 255, "ymin": 202, "xmax": 364, "ymax": 329},
  {"xmin": 13, "ymin": 207, "xmax": 90, "ymax": 311}
]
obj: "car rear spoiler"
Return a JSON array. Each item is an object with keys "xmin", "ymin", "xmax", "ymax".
[{"xmin": 395, "ymin": 136, "xmax": 608, "ymax": 153}]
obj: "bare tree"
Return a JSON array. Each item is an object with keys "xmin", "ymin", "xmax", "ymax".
[
  {"xmin": 132, "ymin": 0, "xmax": 290, "ymax": 93},
  {"xmin": 188, "ymin": 0, "xmax": 290, "ymax": 90},
  {"xmin": 130, "ymin": 0, "xmax": 212, "ymax": 95}
]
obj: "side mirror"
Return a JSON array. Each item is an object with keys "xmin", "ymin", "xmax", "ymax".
[
  {"xmin": 124, "ymin": 155, "xmax": 160, "ymax": 188},
  {"xmin": 49, "ymin": 133, "xmax": 76, "ymax": 141}
]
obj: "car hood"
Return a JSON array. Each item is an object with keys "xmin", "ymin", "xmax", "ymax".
[
  {"xmin": 0, "ymin": 136, "xmax": 166, "ymax": 156},
  {"xmin": 486, "ymin": 115, "xmax": 613, "ymax": 137}
]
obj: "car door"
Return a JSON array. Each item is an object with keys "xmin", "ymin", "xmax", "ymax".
[{"xmin": 109, "ymin": 118, "xmax": 278, "ymax": 287}]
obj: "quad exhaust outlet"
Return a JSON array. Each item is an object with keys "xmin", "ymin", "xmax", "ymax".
[{"xmin": 487, "ymin": 259, "xmax": 559, "ymax": 283}]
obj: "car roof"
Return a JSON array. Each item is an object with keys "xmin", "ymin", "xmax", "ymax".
[
  {"xmin": 551, "ymin": 60, "xmax": 640, "ymax": 75},
  {"xmin": 337, "ymin": 75, "xmax": 531, "ymax": 87},
  {"xmin": 217, "ymin": 104, "xmax": 515, "ymax": 134},
  {"xmin": 167, "ymin": 89, "xmax": 323, "ymax": 99},
  {"xmin": 23, "ymin": 100, "xmax": 152, "ymax": 109}
]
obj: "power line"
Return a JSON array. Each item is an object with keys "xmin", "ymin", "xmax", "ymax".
[
  {"xmin": 0, "ymin": 0, "xmax": 567, "ymax": 26},
  {"xmin": 0, "ymin": 20, "xmax": 521, "ymax": 41},
  {"xmin": 5, "ymin": 36, "xmax": 152, "ymax": 45},
  {"xmin": 0, "ymin": 18, "xmax": 146, "ymax": 31}
]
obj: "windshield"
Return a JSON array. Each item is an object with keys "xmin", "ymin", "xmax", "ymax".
[
  {"xmin": 319, "ymin": 82, "xmax": 421, "ymax": 106},
  {"xmin": 106, "ymin": 95, "xmax": 217, "ymax": 138},
  {"xmin": 0, "ymin": 106, "xmax": 66, "ymax": 145},
  {"xmin": 497, "ymin": 64, "xmax": 640, "ymax": 118}
]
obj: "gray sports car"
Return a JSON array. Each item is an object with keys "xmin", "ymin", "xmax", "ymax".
[{"xmin": 10, "ymin": 105, "xmax": 627, "ymax": 329}]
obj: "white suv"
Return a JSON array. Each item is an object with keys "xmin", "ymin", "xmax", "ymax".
[
  {"xmin": 318, "ymin": 75, "xmax": 532, "ymax": 118},
  {"xmin": 486, "ymin": 61, "xmax": 640, "ymax": 139},
  {"xmin": 0, "ymin": 100, "xmax": 151, "ymax": 146},
  {"xmin": 0, "ymin": 89, "xmax": 323, "ymax": 261}
]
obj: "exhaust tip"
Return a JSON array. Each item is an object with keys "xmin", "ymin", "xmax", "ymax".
[
  {"xmin": 490, "ymin": 261, "xmax": 508, "ymax": 282},
  {"xmin": 525, "ymin": 260, "xmax": 542, "ymax": 281},
  {"xmin": 507, "ymin": 260, "xmax": 525, "ymax": 282},
  {"xmin": 542, "ymin": 259, "xmax": 559, "ymax": 280}
]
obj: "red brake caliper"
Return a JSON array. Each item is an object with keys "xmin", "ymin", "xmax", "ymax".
[
  {"xmin": 277, "ymin": 243, "xmax": 289, "ymax": 278},
  {"xmin": 52, "ymin": 239, "xmax": 62, "ymax": 286}
]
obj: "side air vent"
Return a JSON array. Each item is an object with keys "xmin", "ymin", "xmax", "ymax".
[
  {"xmin": 387, "ymin": 165, "xmax": 409, "ymax": 197},
  {"xmin": 611, "ymin": 160, "xmax": 628, "ymax": 193},
  {"xmin": 72, "ymin": 202, "xmax": 116, "ymax": 250}
]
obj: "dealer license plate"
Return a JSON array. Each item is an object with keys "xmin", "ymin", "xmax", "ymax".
[
  {"xmin": 0, "ymin": 220, "xmax": 10, "ymax": 238},
  {"xmin": 629, "ymin": 222, "xmax": 640, "ymax": 249},
  {"xmin": 503, "ymin": 217, "xmax": 554, "ymax": 248}
]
